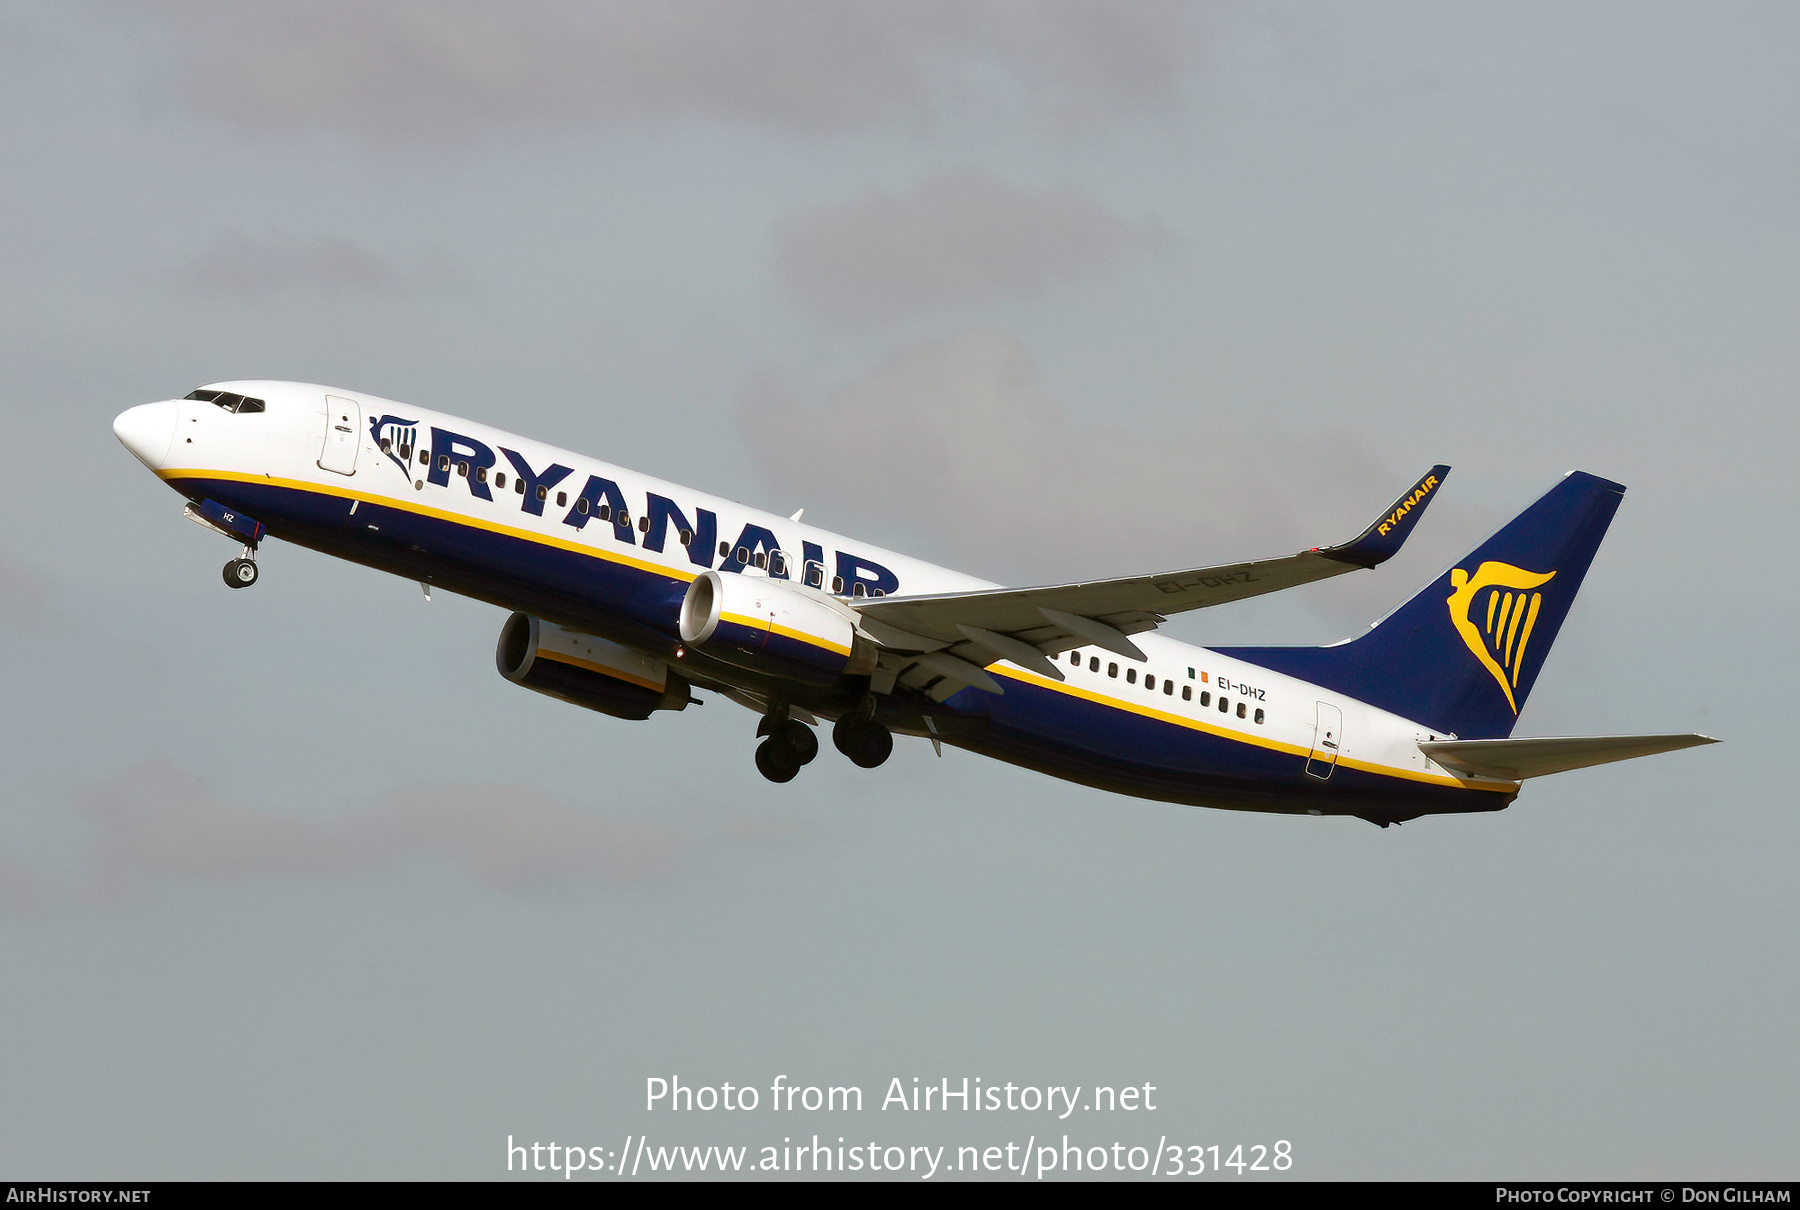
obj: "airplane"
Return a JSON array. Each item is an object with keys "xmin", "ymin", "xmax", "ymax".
[{"xmin": 112, "ymin": 381, "xmax": 1715, "ymax": 827}]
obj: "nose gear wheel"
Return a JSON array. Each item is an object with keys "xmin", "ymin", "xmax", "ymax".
[{"xmin": 223, "ymin": 557, "xmax": 259, "ymax": 589}]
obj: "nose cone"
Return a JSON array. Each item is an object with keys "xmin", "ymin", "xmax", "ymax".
[{"xmin": 113, "ymin": 402, "xmax": 178, "ymax": 470}]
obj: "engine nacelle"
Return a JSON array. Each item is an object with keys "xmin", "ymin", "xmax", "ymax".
[
  {"xmin": 496, "ymin": 613, "xmax": 691, "ymax": 721},
  {"xmin": 678, "ymin": 570, "xmax": 870, "ymax": 687}
]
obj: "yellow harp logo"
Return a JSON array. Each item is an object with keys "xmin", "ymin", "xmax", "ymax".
[{"xmin": 1446, "ymin": 562, "xmax": 1557, "ymax": 714}]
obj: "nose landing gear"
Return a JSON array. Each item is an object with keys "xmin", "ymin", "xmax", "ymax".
[{"xmin": 185, "ymin": 502, "xmax": 267, "ymax": 591}]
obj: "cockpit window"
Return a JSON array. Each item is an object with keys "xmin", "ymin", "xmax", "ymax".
[{"xmin": 185, "ymin": 389, "xmax": 266, "ymax": 414}]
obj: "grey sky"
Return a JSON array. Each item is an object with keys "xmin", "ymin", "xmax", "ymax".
[
  {"xmin": 774, "ymin": 171, "xmax": 1172, "ymax": 322},
  {"xmin": 0, "ymin": 0, "xmax": 1793, "ymax": 1180}
]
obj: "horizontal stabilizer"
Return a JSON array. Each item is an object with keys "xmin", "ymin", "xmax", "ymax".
[{"xmin": 1419, "ymin": 734, "xmax": 1718, "ymax": 780}]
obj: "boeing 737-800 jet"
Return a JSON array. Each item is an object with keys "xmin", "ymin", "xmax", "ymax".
[{"xmin": 113, "ymin": 382, "xmax": 1714, "ymax": 826}]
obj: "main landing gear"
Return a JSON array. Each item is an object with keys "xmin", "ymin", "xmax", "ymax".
[
  {"xmin": 753, "ymin": 700, "xmax": 894, "ymax": 783},
  {"xmin": 222, "ymin": 546, "xmax": 259, "ymax": 589},
  {"xmin": 755, "ymin": 714, "xmax": 819, "ymax": 783},
  {"xmin": 831, "ymin": 695, "xmax": 893, "ymax": 770}
]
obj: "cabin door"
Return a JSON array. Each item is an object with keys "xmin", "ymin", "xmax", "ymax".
[
  {"xmin": 1305, "ymin": 702, "xmax": 1344, "ymax": 780},
  {"xmin": 319, "ymin": 396, "xmax": 362, "ymax": 475}
]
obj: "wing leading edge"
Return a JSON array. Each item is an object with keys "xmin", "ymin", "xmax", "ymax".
[{"xmin": 851, "ymin": 464, "xmax": 1450, "ymax": 699}]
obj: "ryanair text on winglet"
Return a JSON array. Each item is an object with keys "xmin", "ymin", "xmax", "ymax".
[{"xmin": 1377, "ymin": 474, "xmax": 1441, "ymax": 537}]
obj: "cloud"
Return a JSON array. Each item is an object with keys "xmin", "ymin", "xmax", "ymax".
[
  {"xmin": 146, "ymin": 0, "xmax": 1199, "ymax": 135},
  {"xmin": 774, "ymin": 169, "xmax": 1172, "ymax": 322},
  {"xmin": 742, "ymin": 329, "xmax": 1404, "ymax": 586},
  {"xmin": 175, "ymin": 230, "xmax": 470, "ymax": 299},
  {"xmin": 35, "ymin": 759, "xmax": 794, "ymax": 903}
]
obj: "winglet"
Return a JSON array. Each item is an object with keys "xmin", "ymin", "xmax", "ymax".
[{"xmin": 1319, "ymin": 465, "xmax": 1451, "ymax": 569}]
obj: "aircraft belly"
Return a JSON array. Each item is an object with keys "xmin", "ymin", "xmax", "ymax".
[{"xmin": 951, "ymin": 677, "xmax": 1508, "ymax": 818}]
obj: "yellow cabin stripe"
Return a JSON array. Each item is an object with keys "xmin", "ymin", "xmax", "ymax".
[{"xmin": 160, "ymin": 468, "xmax": 696, "ymax": 584}]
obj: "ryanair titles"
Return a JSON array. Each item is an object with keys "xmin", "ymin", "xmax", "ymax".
[
  {"xmin": 1376, "ymin": 473, "xmax": 1440, "ymax": 538},
  {"xmin": 372, "ymin": 417, "xmax": 900, "ymax": 596}
]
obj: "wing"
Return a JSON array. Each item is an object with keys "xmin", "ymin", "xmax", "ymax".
[{"xmin": 851, "ymin": 465, "xmax": 1450, "ymax": 700}]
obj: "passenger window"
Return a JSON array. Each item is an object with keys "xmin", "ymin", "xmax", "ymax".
[
  {"xmin": 1200, "ymin": 691, "xmax": 1211, "ymax": 707},
  {"xmin": 1254, "ymin": 708, "xmax": 1265, "ymax": 724},
  {"xmin": 804, "ymin": 561, "xmax": 824, "ymax": 588},
  {"xmin": 380, "ymin": 438, "xmax": 392, "ymax": 452},
  {"xmin": 768, "ymin": 552, "xmax": 786, "ymax": 575},
  {"xmin": 1164, "ymin": 681, "xmax": 1174, "ymax": 696},
  {"xmin": 476, "ymin": 466, "xmax": 487, "ymax": 483},
  {"xmin": 598, "ymin": 504, "xmax": 611, "ymax": 520},
  {"xmin": 457, "ymin": 461, "xmax": 468, "ymax": 477},
  {"xmin": 719, "ymin": 541, "xmax": 731, "ymax": 558},
  {"xmin": 1145, "ymin": 674, "xmax": 1155, "ymax": 690},
  {"xmin": 1126, "ymin": 668, "xmax": 1137, "ymax": 684},
  {"xmin": 1218, "ymin": 696, "xmax": 1228, "ymax": 713},
  {"xmin": 576, "ymin": 498, "xmax": 590, "ymax": 515},
  {"xmin": 735, "ymin": 546, "xmax": 750, "ymax": 564},
  {"xmin": 832, "ymin": 576, "xmax": 844, "ymax": 593},
  {"xmin": 1237, "ymin": 702, "xmax": 1246, "ymax": 718},
  {"xmin": 679, "ymin": 528, "xmax": 694, "ymax": 546},
  {"xmin": 515, "ymin": 479, "xmax": 525, "ymax": 495},
  {"xmin": 493, "ymin": 472, "xmax": 504, "ymax": 488},
  {"xmin": 852, "ymin": 582, "xmax": 865, "ymax": 597},
  {"xmin": 617, "ymin": 513, "xmax": 630, "ymax": 528},
  {"xmin": 1090, "ymin": 657, "xmax": 1099, "ymax": 672},
  {"xmin": 639, "ymin": 516, "xmax": 650, "ymax": 533},
  {"xmin": 438, "ymin": 456, "xmax": 450, "ymax": 472},
  {"xmin": 536, "ymin": 485, "xmax": 547, "ymax": 501},
  {"xmin": 1107, "ymin": 663, "xmax": 1118, "ymax": 678},
  {"xmin": 1182, "ymin": 686, "xmax": 1192, "ymax": 701},
  {"xmin": 1068, "ymin": 651, "xmax": 1080, "ymax": 666},
  {"xmin": 417, "ymin": 449, "xmax": 427, "ymax": 464},
  {"xmin": 871, "ymin": 588, "xmax": 884, "ymax": 597},
  {"xmin": 556, "ymin": 491, "xmax": 567, "ymax": 507},
  {"xmin": 399, "ymin": 444, "xmax": 411, "ymax": 460},
  {"xmin": 753, "ymin": 551, "xmax": 767, "ymax": 570}
]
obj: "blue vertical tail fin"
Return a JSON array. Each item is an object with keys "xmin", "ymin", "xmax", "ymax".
[{"xmin": 1216, "ymin": 471, "xmax": 1627, "ymax": 739}]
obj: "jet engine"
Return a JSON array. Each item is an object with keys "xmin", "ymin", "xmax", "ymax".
[
  {"xmin": 678, "ymin": 570, "xmax": 874, "ymax": 686},
  {"xmin": 496, "ymin": 613, "xmax": 692, "ymax": 721}
]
